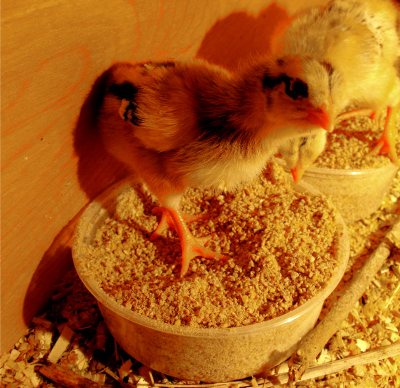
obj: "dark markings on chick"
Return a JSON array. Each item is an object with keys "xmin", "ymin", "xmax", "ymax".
[
  {"xmin": 109, "ymin": 82, "xmax": 139, "ymax": 101},
  {"xmin": 155, "ymin": 61, "xmax": 176, "ymax": 68},
  {"xmin": 123, "ymin": 101, "xmax": 142, "ymax": 126},
  {"xmin": 195, "ymin": 96, "xmax": 254, "ymax": 146},
  {"xmin": 196, "ymin": 110, "xmax": 244, "ymax": 144},
  {"xmin": 262, "ymin": 74, "xmax": 282, "ymax": 89},
  {"xmin": 262, "ymin": 73, "xmax": 308, "ymax": 100},
  {"xmin": 276, "ymin": 58, "xmax": 285, "ymax": 67},
  {"xmin": 109, "ymin": 82, "xmax": 142, "ymax": 126}
]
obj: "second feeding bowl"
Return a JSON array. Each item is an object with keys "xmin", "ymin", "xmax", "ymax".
[
  {"xmin": 288, "ymin": 163, "xmax": 399, "ymax": 224},
  {"xmin": 277, "ymin": 114, "xmax": 399, "ymax": 224}
]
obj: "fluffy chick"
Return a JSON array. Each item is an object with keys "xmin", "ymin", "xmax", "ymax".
[
  {"xmin": 275, "ymin": 0, "xmax": 400, "ymax": 164},
  {"xmin": 98, "ymin": 57, "xmax": 331, "ymax": 276},
  {"xmin": 279, "ymin": 129, "xmax": 327, "ymax": 183}
]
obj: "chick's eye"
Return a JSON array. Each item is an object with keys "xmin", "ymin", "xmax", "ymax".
[
  {"xmin": 291, "ymin": 80, "xmax": 308, "ymax": 99},
  {"xmin": 281, "ymin": 75, "xmax": 309, "ymax": 100}
]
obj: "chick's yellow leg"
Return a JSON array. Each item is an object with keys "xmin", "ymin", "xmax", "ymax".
[
  {"xmin": 370, "ymin": 106, "xmax": 399, "ymax": 165},
  {"xmin": 150, "ymin": 207, "xmax": 227, "ymax": 276},
  {"xmin": 168, "ymin": 209, "xmax": 227, "ymax": 277},
  {"xmin": 149, "ymin": 207, "xmax": 175, "ymax": 241}
]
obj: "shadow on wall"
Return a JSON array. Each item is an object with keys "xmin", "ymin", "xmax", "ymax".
[
  {"xmin": 22, "ymin": 70, "xmax": 132, "ymax": 326},
  {"xmin": 196, "ymin": 2, "xmax": 291, "ymax": 71},
  {"xmin": 22, "ymin": 1, "xmax": 292, "ymax": 327},
  {"xmin": 72, "ymin": 70, "xmax": 132, "ymax": 201},
  {"xmin": 22, "ymin": 216, "xmax": 81, "ymax": 327}
]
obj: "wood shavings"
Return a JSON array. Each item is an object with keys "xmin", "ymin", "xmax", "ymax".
[
  {"xmin": 47, "ymin": 325, "xmax": 74, "ymax": 364},
  {"xmin": 138, "ymin": 365, "xmax": 155, "ymax": 385},
  {"xmin": 287, "ymin": 217, "xmax": 400, "ymax": 382},
  {"xmin": 260, "ymin": 343, "xmax": 400, "ymax": 387},
  {"xmin": 23, "ymin": 364, "xmax": 41, "ymax": 387},
  {"xmin": 31, "ymin": 317, "xmax": 53, "ymax": 329},
  {"xmin": 35, "ymin": 325, "xmax": 53, "ymax": 356},
  {"xmin": 39, "ymin": 363, "xmax": 111, "ymax": 388},
  {"xmin": 119, "ymin": 359, "xmax": 133, "ymax": 380}
]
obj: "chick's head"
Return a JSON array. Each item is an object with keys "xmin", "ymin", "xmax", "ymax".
[
  {"xmin": 279, "ymin": 129, "xmax": 327, "ymax": 183},
  {"xmin": 261, "ymin": 55, "xmax": 334, "ymax": 135}
]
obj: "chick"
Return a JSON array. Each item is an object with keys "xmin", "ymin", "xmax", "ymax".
[
  {"xmin": 275, "ymin": 0, "xmax": 400, "ymax": 164},
  {"xmin": 98, "ymin": 57, "xmax": 331, "ymax": 276},
  {"xmin": 279, "ymin": 129, "xmax": 327, "ymax": 183}
]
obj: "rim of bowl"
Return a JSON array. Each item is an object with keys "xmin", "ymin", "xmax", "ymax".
[
  {"xmin": 72, "ymin": 179, "xmax": 350, "ymax": 338},
  {"xmin": 274, "ymin": 157, "xmax": 399, "ymax": 177}
]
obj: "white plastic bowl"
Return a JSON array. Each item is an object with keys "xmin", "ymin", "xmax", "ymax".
[
  {"xmin": 72, "ymin": 179, "xmax": 349, "ymax": 382},
  {"xmin": 278, "ymin": 161, "xmax": 399, "ymax": 224}
]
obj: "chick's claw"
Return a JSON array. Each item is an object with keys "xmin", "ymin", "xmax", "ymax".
[
  {"xmin": 150, "ymin": 206, "xmax": 209, "ymax": 240},
  {"xmin": 180, "ymin": 233, "xmax": 228, "ymax": 277}
]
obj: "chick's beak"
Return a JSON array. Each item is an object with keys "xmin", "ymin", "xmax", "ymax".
[
  {"xmin": 291, "ymin": 165, "xmax": 306, "ymax": 184},
  {"xmin": 306, "ymin": 107, "xmax": 330, "ymax": 131}
]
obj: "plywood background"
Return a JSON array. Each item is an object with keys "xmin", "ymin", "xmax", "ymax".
[{"xmin": 1, "ymin": 0, "xmax": 327, "ymax": 354}]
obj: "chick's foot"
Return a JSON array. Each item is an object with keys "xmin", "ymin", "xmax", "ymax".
[
  {"xmin": 179, "ymin": 232, "xmax": 228, "ymax": 277},
  {"xmin": 150, "ymin": 207, "xmax": 228, "ymax": 276},
  {"xmin": 150, "ymin": 206, "xmax": 208, "ymax": 240}
]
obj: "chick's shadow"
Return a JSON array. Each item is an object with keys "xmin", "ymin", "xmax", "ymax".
[
  {"xmin": 73, "ymin": 69, "xmax": 132, "ymax": 201},
  {"xmin": 196, "ymin": 1, "xmax": 292, "ymax": 71},
  {"xmin": 22, "ymin": 70, "xmax": 132, "ymax": 327}
]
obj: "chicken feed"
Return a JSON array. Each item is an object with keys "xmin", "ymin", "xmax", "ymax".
[
  {"xmin": 315, "ymin": 113, "xmax": 400, "ymax": 170},
  {"xmin": 79, "ymin": 161, "xmax": 341, "ymax": 328}
]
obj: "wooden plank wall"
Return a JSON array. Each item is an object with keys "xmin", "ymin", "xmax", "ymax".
[{"xmin": 1, "ymin": 0, "xmax": 326, "ymax": 354}]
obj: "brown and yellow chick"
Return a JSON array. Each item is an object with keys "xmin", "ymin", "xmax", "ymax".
[
  {"xmin": 275, "ymin": 0, "xmax": 400, "ymax": 164},
  {"xmin": 279, "ymin": 129, "xmax": 327, "ymax": 183},
  {"xmin": 98, "ymin": 57, "xmax": 331, "ymax": 276}
]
